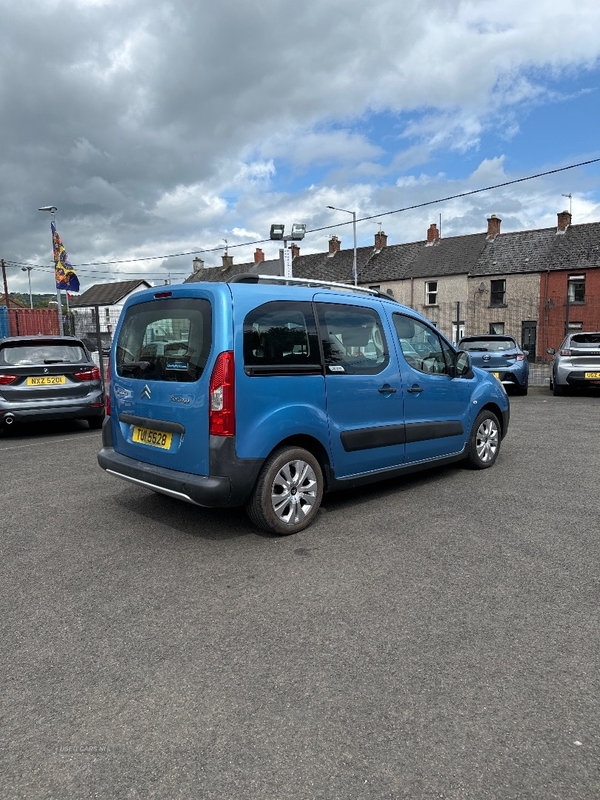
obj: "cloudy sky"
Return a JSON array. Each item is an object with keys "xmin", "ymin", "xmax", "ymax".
[{"xmin": 2, "ymin": 0, "xmax": 600, "ymax": 296}]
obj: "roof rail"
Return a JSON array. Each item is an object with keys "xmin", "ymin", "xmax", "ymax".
[{"xmin": 228, "ymin": 272, "xmax": 382, "ymax": 297}]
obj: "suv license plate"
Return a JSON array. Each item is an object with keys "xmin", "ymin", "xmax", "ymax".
[
  {"xmin": 27, "ymin": 375, "xmax": 66, "ymax": 386},
  {"xmin": 132, "ymin": 426, "xmax": 172, "ymax": 450},
  {"xmin": 584, "ymin": 372, "xmax": 600, "ymax": 379}
]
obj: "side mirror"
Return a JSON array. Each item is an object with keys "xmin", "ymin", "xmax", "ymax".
[
  {"xmin": 547, "ymin": 347, "xmax": 555, "ymax": 355},
  {"xmin": 522, "ymin": 349, "xmax": 529, "ymax": 356},
  {"xmin": 455, "ymin": 350, "xmax": 473, "ymax": 378}
]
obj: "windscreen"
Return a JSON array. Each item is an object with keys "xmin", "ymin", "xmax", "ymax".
[{"xmin": 116, "ymin": 298, "xmax": 212, "ymax": 382}]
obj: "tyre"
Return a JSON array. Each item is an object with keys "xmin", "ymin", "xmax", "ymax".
[
  {"xmin": 87, "ymin": 415, "xmax": 104, "ymax": 430},
  {"xmin": 513, "ymin": 384, "xmax": 528, "ymax": 396},
  {"xmin": 465, "ymin": 410, "xmax": 501, "ymax": 469},
  {"xmin": 246, "ymin": 446, "xmax": 324, "ymax": 535},
  {"xmin": 552, "ymin": 380, "xmax": 565, "ymax": 396}
]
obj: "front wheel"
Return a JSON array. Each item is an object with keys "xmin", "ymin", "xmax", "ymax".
[
  {"xmin": 246, "ymin": 447, "xmax": 324, "ymax": 535},
  {"xmin": 465, "ymin": 410, "xmax": 501, "ymax": 469}
]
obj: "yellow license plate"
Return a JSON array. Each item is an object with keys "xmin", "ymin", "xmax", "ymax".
[
  {"xmin": 584, "ymin": 372, "xmax": 600, "ymax": 379},
  {"xmin": 132, "ymin": 426, "xmax": 172, "ymax": 450},
  {"xmin": 26, "ymin": 375, "xmax": 66, "ymax": 386},
  {"xmin": 492, "ymin": 372, "xmax": 500, "ymax": 379}
]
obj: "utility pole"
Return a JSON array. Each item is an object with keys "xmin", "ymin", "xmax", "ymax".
[{"xmin": 2, "ymin": 259, "xmax": 10, "ymax": 311}]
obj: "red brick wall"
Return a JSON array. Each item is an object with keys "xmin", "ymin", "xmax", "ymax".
[{"xmin": 540, "ymin": 270, "xmax": 600, "ymax": 354}]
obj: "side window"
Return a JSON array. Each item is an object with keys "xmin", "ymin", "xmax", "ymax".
[
  {"xmin": 243, "ymin": 301, "xmax": 321, "ymax": 374},
  {"xmin": 316, "ymin": 303, "xmax": 389, "ymax": 375},
  {"xmin": 393, "ymin": 314, "xmax": 451, "ymax": 375}
]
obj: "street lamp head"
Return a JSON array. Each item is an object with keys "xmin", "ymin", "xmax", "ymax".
[
  {"xmin": 289, "ymin": 223, "xmax": 306, "ymax": 240},
  {"xmin": 270, "ymin": 223, "xmax": 285, "ymax": 240},
  {"xmin": 38, "ymin": 206, "xmax": 57, "ymax": 213}
]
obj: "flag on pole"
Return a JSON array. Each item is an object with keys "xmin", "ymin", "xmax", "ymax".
[{"xmin": 51, "ymin": 221, "xmax": 80, "ymax": 292}]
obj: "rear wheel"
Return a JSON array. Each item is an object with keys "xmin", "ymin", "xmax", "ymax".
[
  {"xmin": 513, "ymin": 384, "xmax": 528, "ymax": 396},
  {"xmin": 246, "ymin": 447, "xmax": 324, "ymax": 535},
  {"xmin": 465, "ymin": 410, "xmax": 501, "ymax": 469},
  {"xmin": 552, "ymin": 380, "xmax": 565, "ymax": 396},
  {"xmin": 87, "ymin": 415, "xmax": 104, "ymax": 430}
]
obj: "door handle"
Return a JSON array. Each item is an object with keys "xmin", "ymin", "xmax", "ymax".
[
  {"xmin": 407, "ymin": 384, "xmax": 423, "ymax": 393},
  {"xmin": 378, "ymin": 384, "xmax": 397, "ymax": 393}
]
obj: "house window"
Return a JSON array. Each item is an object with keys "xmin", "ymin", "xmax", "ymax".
[
  {"xmin": 567, "ymin": 321, "xmax": 583, "ymax": 332},
  {"xmin": 490, "ymin": 279, "xmax": 506, "ymax": 307},
  {"xmin": 489, "ymin": 322, "xmax": 505, "ymax": 335},
  {"xmin": 425, "ymin": 281, "xmax": 438, "ymax": 305},
  {"xmin": 567, "ymin": 275, "xmax": 585, "ymax": 303},
  {"xmin": 105, "ymin": 307, "xmax": 111, "ymax": 321}
]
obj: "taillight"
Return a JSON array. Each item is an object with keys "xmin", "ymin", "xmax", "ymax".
[
  {"xmin": 73, "ymin": 366, "xmax": 101, "ymax": 381},
  {"xmin": 559, "ymin": 349, "xmax": 572, "ymax": 357},
  {"xmin": 516, "ymin": 354, "xmax": 525, "ymax": 361},
  {"xmin": 209, "ymin": 351, "xmax": 235, "ymax": 436},
  {"xmin": 105, "ymin": 363, "xmax": 111, "ymax": 416},
  {"xmin": 0, "ymin": 374, "xmax": 18, "ymax": 385}
]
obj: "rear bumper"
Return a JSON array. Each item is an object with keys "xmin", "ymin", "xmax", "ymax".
[
  {"xmin": 98, "ymin": 446, "xmax": 236, "ymax": 507},
  {"xmin": 0, "ymin": 401, "xmax": 104, "ymax": 425},
  {"xmin": 98, "ymin": 419, "xmax": 263, "ymax": 508}
]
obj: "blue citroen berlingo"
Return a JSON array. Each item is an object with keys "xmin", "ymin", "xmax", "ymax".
[{"xmin": 98, "ymin": 275, "xmax": 509, "ymax": 534}]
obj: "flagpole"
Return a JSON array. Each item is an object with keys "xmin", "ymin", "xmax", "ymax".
[{"xmin": 38, "ymin": 205, "xmax": 63, "ymax": 335}]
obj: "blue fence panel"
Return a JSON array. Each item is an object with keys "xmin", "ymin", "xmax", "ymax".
[{"xmin": 0, "ymin": 306, "xmax": 10, "ymax": 338}]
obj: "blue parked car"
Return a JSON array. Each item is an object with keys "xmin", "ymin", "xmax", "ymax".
[
  {"xmin": 98, "ymin": 276, "xmax": 510, "ymax": 535},
  {"xmin": 458, "ymin": 334, "xmax": 529, "ymax": 396}
]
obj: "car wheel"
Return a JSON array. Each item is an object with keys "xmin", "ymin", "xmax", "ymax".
[
  {"xmin": 552, "ymin": 381, "xmax": 565, "ymax": 396},
  {"xmin": 246, "ymin": 447, "xmax": 324, "ymax": 535},
  {"xmin": 465, "ymin": 410, "xmax": 501, "ymax": 469},
  {"xmin": 87, "ymin": 415, "xmax": 104, "ymax": 430},
  {"xmin": 513, "ymin": 385, "xmax": 528, "ymax": 396}
]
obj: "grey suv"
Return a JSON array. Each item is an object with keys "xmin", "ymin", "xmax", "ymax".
[{"xmin": 548, "ymin": 332, "xmax": 600, "ymax": 395}]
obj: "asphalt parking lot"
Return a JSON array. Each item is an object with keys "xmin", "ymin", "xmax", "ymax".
[{"xmin": 1, "ymin": 389, "xmax": 599, "ymax": 799}]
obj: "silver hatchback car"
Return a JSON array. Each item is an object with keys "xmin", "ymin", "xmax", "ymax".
[{"xmin": 548, "ymin": 332, "xmax": 600, "ymax": 396}]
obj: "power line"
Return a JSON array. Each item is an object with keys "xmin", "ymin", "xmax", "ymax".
[{"xmin": 6, "ymin": 156, "xmax": 600, "ymax": 271}]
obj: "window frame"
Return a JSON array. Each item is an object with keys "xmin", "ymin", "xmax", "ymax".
[
  {"xmin": 490, "ymin": 279, "xmax": 506, "ymax": 307},
  {"xmin": 425, "ymin": 281, "xmax": 438, "ymax": 306}
]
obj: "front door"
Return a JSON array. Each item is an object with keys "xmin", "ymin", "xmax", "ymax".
[{"xmin": 521, "ymin": 320, "xmax": 537, "ymax": 361}]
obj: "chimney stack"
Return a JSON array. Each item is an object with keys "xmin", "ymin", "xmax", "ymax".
[
  {"xmin": 328, "ymin": 235, "xmax": 341, "ymax": 254},
  {"xmin": 487, "ymin": 214, "xmax": 501, "ymax": 240},
  {"xmin": 426, "ymin": 223, "xmax": 439, "ymax": 244},
  {"xmin": 222, "ymin": 253, "xmax": 233, "ymax": 269},
  {"xmin": 557, "ymin": 210, "xmax": 572, "ymax": 232},
  {"xmin": 291, "ymin": 243, "xmax": 300, "ymax": 259},
  {"xmin": 192, "ymin": 256, "xmax": 204, "ymax": 273},
  {"xmin": 374, "ymin": 230, "xmax": 387, "ymax": 249},
  {"xmin": 254, "ymin": 248, "xmax": 264, "ymax": 264}
]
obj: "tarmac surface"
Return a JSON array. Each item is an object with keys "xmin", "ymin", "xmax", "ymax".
[{"xmin": 1, "ymin": 389, "xmax": 599, "ymax": 799}]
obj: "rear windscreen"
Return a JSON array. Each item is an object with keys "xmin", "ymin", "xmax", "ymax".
[
  {"xmin": 116, "ymin": 298, "xmax": 212, "ymax": 382},
  {"xmin": 0, "ymin": 343, "xmax": 87, "ymax": 365},
  {"xmin": 461, "ymin": 338, "xmax": 515, "ymax": 352},
  {"xmin": 570, "ymin": 334, "xmax": 600, "ymax": 347}
]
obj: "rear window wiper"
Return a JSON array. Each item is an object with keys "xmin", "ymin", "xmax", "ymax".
[{"xmin": 119, "ymin": 360, "xmax": 152, "ymax": 376}]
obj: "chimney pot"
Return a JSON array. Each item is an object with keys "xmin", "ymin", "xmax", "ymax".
[
  {"xmin": 374, "ymin": 230, "xmax": 388, "ymax": 249},
  {"xmin": 426, "ymin": 223, "xmax": 439, "ymax": 244},
  {"xmin": 557, "ymin": 210, "xmax": 572, "ymax": 232},
  {"xmin": 487, "ymin": 214, "xmax": 501, "ymax": 239}
]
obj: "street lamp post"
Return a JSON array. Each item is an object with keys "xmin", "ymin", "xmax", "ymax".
[
  {"xmin": 270, "ymin": 223, "xmax": 306, "ymax": 278},
  {"xmin": 21, "ymin": 267, "xmax": 33, "ymax": 308},
  {"xmin": 38, "ymin": 205, "xmax": 63, "ymax": 335},
  {"xmin": 327, "ymin": 205, "xmax": 357, "ymax": 286}
]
